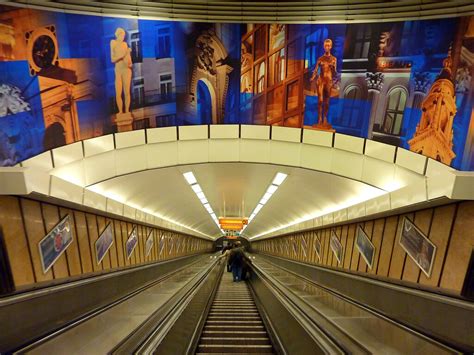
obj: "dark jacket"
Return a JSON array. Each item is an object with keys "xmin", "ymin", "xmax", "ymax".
[{"xmin": 228, "ymin": 247, "xmax": 251, "ymax": 266}]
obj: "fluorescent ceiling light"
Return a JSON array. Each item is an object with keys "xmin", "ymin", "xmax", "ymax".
[
  {"xmin": 254, "ymin": 204, "xmax": 264, "ymax": 214},
  {"xmin": 183, "ymin": 172, "xmax": 221, "ymax": 235},
  {"xmin": 183, "ymin": 172, "xmax": 197, "ymax": 185},
  {"xmin": 263, "ymin": 192, "xmax": 272, "ymax": 200},
  {"xmin": 267, "ymin": 184, "xmax": 278, "ymax": 194},
  {"xmin": 240, "ymin": 172, "xmax": 288, "ymax": 235},
  {"xmin": 191, "ymin": 184, "xmax": 202, "ymax": 193},
  {"xmin": 272, "ymin": 172, "xmax": 287, "ymax": 186}
]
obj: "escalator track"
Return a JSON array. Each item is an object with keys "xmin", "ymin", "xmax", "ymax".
[{"xmin": 196, "ymin": 270, "xmax": 275, "ymax": 354}]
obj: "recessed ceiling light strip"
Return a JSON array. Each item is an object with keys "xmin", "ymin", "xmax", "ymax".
[
  {"xmin": 241, "ymin": 172, "xmax": 287, "ymax": 234},
  {"xmin": 183, "ymin": 171, "xmax": 224, "ymax": 235}
]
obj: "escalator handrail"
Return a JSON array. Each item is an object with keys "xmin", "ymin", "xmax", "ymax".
[
  {"xmin": 248, "ymin": 259, "xmax": 350, "ymax": 354},
  {"xmin": 10, "ymin": 255, "xmax": 207, "ymax": 354},
  {"xmin": 110, "ymin": 255, "xmax": 222, "ymax": 353},
  {"xmin": 253, "ymin": 255, "xmax": 461, "ymax": 354}
]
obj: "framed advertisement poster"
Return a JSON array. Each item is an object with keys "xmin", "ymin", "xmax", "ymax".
[
  {"xmin": 399, "ymin": 217, "xmax": 436, "ymax": 277},
  {"xmin": 145, "ymin": 230, "xmax": 154, "ymax": 257},
  {"xmin": 126, "ymin": 227, "xmax": 138, "ymax": 259},
  {"xmin": 313, "ymin": 232, "xmax": 321, "ymax": 262},
  {"xmin": 95, "ymin": 223, "xmax": 114, "ymax": 265},
  {"xmin": 330, "ymin": 231, "xmax": 343, "ymax": 265},
  {"xmin": 356, "ymin": 226, "xmax": 375, "ymax": 269},
  {"xmin": 39, "ymin": 215, "xmax": 73, "ymax": 273}
]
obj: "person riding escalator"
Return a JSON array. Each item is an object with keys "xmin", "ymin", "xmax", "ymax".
[{"xmin": 228, "ymin": 241, "xmax": 252, "ymax": 282}]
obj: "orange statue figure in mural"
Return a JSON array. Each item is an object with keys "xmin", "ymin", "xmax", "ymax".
[
  {"xmin": 110, "ymin": 28, "xmax": 132, "ymax": 114},
  {"xmin": 311, "ymin": 39, "xmax": 337, "ymax": 128}
]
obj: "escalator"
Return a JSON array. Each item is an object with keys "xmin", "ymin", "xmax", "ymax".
[
  {"xmin": 196, "ymin": 270, "xmax": 275, "ymax": 354},
  {"xmin": 4, "ymin": 252, "xmax": 469, "ymax": 354}
]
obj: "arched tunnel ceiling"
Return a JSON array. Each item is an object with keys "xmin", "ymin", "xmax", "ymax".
[
  {"xmin": 4, "ymin": 1, "xmax": 474, "ymax": 22},
  {"xmin": 89, "ymin": 162, "xmax": 385, "ymax": 238}
]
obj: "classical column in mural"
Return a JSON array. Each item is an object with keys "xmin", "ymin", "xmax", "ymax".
[
  {"xmin": 365, "ymin": 72, "xmax": 384, "ymax": 138},
  {"xmin": 311, "ymin": 39, "xmax": 337, "ymax": 130},
  {"xmin": 412, "ymin": 72, "xmax": 432, "ymax": 107},
  {"xmin": 408, "ymin": 51, "xmax": 457, "ymax": 165},
  {"xmin": 189, "ymin": 29, "xmax": 233, "ymax": 124},
  {"xmin": 110, "ymin": 27, "xmax": 133, "ymax": 131}
]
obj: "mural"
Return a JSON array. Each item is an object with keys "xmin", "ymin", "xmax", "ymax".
[{"xmin": 0, "ymin": 5, "xmax": 473, "ymax": 171}]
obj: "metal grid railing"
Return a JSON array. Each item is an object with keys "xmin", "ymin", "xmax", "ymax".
[{"xmin": 4, "ymin": 0, "xmax": 474, "ymax": 23}]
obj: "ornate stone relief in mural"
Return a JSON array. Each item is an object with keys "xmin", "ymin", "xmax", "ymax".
[
  {"xmin": 190, "ymin": 29, "xmax": 233, "ymax": 124},
  {"xmin": 0, "ymin": 84, "xmax": 30, "ymax": 117},
  {"xmin": 365, "ymin": 72, "xmax": 384, "ymax": 92}
]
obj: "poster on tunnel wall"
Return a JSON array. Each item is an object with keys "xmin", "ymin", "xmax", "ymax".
[
  {"xmin": 38, "ymin": 214, "xmax": 73, "ymax": 273},
  {"xmin": 126, "ymin": 227, "xmax": 138, "ymax": 259},
  {"xmin": 0, "ymin": 4, "xmax": 473, "ymax": 170},
  {"xmin": 95, "ymin": 222, "xmax": 114, "ymax": 265},
  {"xmin": 356, "ymin": 226, "xmax": 375, "ymax": 269},
  {"xmin": 330, "ymin": 231, "xmax": 343, "ymax": 265},
  {"xmin": 145, "ymin": 229, "xmax": 154, "ymax": 257},
  {"xmin": 399, "ymin": 217, "xmax": 436, "ymax": 278}
]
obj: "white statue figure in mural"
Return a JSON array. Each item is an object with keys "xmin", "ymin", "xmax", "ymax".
[{"xmin": 110, "ymin": 28, "xmax": 132, "ymax": 114}]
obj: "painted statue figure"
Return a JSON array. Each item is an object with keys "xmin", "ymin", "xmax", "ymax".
[
  {"xmin": 110, "ymin": 28, "xmax": 132, "ymax": 114},
  {"xmin": 311, "ymin": 39, "xmax": 337, "ymax": 126}
]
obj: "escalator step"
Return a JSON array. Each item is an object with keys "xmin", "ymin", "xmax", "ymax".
[
  {"xmin": 197, "ymin": 344, "xmax": 274, "ymax": 353},
  {"xmin": 207, "ymin": 315, "xmax": 260, "ymax": 321},
  {"xmin": 196, "ymin": 271, "xmax": 275, "ymax": 354},
  {"xmin": 200, "ymin": 337, "xmax": 271, "ymax": 345},
  {"xmin": 206, "ymin": 320, "xmax": 263, "ymax": 324},
  {"xmin": 204, "ymin": 325, "xmax": 265, "ymax": 331},
  {"xmin": 202, "ymin": 331, "xmax": 268, "ymax": 338}
]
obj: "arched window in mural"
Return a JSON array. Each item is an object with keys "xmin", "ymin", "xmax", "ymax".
[
  {"xmin": 255, "ymin": 61, "xmax": 265, "ymax": 94},
  {"xmin": 341, "ymin": 86, "xmax": 363, "ymax": 128},
  {"xmin": 381, "ymin": 87, "xmax": 407, "ymax": 135},
  {"xmin": 268, "ymin": 48, "xmax": 285, "ymax": 87},
  {"xmin": 197, "ymin": 80, "xmax": 212, "ymax": 124}
]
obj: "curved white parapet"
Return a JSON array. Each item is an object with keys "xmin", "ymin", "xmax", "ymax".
[{"xmin": 1, "ymin": 125, "xmax": 473, "ymax": 240}]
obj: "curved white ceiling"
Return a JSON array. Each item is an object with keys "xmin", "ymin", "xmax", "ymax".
[
  {"xmin": 5, "ymin": 125, "xmax": 471, "ymax": 240},
  {"xmin": 5, "ymin": 1, "xmax": 473, "ymax": 22},
  {"xmin": 89, "ymin": 162, "xmax": 385, "ymax": 238}
]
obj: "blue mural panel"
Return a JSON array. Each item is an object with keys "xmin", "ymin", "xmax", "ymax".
[
  {"xmin": 0, "ymin": 5, "xmax": 472, "ymax": 171},
  {"xmin": 0, "ymin": 61, "xmax": 44, "ymax": 165}
]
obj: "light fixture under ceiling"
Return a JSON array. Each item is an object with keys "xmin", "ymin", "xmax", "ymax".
[
  {"xmin": 241, "ymin": 172, "xmax": 288, "ymax": 235},
  {"xmin": 183, "ymin": 171, "xmax": 224, "ymax": 236}
]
